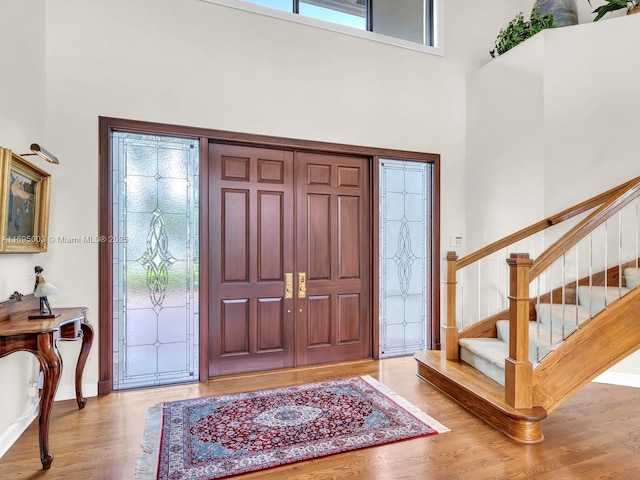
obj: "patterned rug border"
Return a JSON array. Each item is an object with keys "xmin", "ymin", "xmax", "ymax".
[{"xmin": 136, "ymin": 375, "xmax": 448, "ymax": 479}]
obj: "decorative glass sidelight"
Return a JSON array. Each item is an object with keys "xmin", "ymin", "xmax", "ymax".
[
  {"xmin": 112, "ymin": 132, "xmax": 199, "ymax": 390},
  {"xmin": 379, "ymin": 159, "xmax": 432, "ymax": 357}
]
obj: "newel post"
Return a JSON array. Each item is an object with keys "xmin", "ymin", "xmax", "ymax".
[
  {"xmin": 505, "ymin": 253, "xmax": 533, "ymax": 408},
  {"xmin": 442, "ymin": 251, "xmax": 459, "ymax": 360}
]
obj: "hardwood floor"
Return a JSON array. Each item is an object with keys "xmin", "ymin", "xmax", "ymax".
[{"xmin": 1, "ymin": 356, "xmax": 640, "ymax": 479}]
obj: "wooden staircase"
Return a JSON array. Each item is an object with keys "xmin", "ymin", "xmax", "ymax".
[
  {"xmin": 415, "ymin": 351, "xmax": 548, "ymax": 442},
  {"xmin": 415, "ymin": 177, "xmax": 640, "ymax": 442}
]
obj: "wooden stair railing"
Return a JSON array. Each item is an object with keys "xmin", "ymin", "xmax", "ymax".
[
  {"xmin": 422, "ymin": 176, "xmax": 640, "ymax": 442},
  {"xmin": 529, "ymin": 176, "xmax": 640, "ymax": 280},
  {"xmin": 505, "ymin": 176, "xmax": 640, "ymax": 408},
  {"xmin": 443, "ymin": 176, "xmax": 640, "ymax": 360}
]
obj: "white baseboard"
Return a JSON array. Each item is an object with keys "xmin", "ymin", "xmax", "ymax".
[
  {"xmin": 54, "ymin": 382, "xmax": 98, "ymax": 401},
  {"xmin": 592, "ymin": 372, "xmax": 640, "ymax": 389},
  {"xmin": 0, "ymin": 383, "xmax": 98, "ymax": 459},
  {"xmin": 0, "ymin": 402, "xmax": 39, "ymax": 459}
]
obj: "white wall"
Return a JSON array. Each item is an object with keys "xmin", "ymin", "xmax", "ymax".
[
  {"xmin": 0, "ymin": 0, "xmax": 48, "ymax": 455},
  {"xmin": 466, "ymin": 35, "xmax": 545, "ymax": 251},
  {"xmin": 466, "ymin": 13, "xmax": 640, "ymax": 385},
  {"xmin": 543, "ymin": 15, "xmax": 640, "ymax": 211}
]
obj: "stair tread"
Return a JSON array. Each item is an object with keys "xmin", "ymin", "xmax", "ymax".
[
  {"xmin": 577, "ymin": 285, "xmax": 630, "ymax": 314},
  {"xmin": 414, "ymin": 350, "xmax": 547, "ymax": 421},
  {"xmin": 463, "ymin": 322, "xmax": 558, "ymax": 368},
  {"xmin": 460, "ymin": 285, "xmax": 633, "ymax": 383},
  {"xmin": 459, "ymin": 337, "xmax": 507, "ymax": 366}
]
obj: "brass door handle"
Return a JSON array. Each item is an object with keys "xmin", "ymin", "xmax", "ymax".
[
  {"xmin": 298, "ymin": 272, "xmax": 306, "ymax": 298},
  {"xmin": 285, "ymin": 273, "xmax": 293, "ymax": 299}
]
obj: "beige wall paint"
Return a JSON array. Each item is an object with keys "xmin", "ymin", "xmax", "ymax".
[
  {"xmin": 466, "ymin": 34, "xmax": 545, "ymax": 250},
  {"xmin": 0, "ymin": 0, "xmax": 48, "ymax": 453}
]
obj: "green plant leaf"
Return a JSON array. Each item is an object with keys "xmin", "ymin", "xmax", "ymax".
[
  {"xmin": 590, "ymin": 0, "xmax": 628, "ymax": 21},
  {"xmin": 490, "ymin": 11, "xmax": 555, "ymax": 58}
]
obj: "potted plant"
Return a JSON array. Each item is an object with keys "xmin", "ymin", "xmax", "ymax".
[
  {"xmin": 588, "ymin": 0, "xmax": 640, "ymax": 20},
  {"xmin": 490, "ymin": 11, "xmax": 555, "ymax": 58}
]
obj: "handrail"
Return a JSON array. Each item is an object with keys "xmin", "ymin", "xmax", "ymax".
[
  {"xmin": 455, "ymin": 177, "xmax": 640, "ymax": 270},
  {"xmin": 530, "ymin": 177, "xmax": 640, "ymax": 280}
]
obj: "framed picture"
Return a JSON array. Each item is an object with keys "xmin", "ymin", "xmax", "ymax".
[{"xmin": 0, "ymin": 147, "xmax": 51, "ymax": 253}]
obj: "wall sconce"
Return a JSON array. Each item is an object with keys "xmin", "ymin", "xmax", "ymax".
[{"xmin": 21, "ymin": 143, "xmax": 60, "ymax": 165}]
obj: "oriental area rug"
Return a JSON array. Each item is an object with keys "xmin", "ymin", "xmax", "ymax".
[{"xmin": 136, "ymin": 375, "xmax": 449, "ymax": 479}]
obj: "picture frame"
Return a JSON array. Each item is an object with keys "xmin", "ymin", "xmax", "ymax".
[{"xmin": 0, "ymin": 147, "xmax": 51, "ymax": 253}]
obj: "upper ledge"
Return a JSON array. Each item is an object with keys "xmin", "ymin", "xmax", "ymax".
[{"xmin": 478, "ymin": 12, "xmax": 640, "ymax": 75}]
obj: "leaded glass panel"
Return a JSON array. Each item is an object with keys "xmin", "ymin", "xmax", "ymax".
[
  {"xmin": 379, "ymin": 159, "xmax": 432, "ymax": 358},
  {"xmin": 112, "ymin": 132, "xmax": 199, "ymax": 390}
]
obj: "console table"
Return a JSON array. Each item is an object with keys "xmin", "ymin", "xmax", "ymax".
[{"xmin": 0, "ymin": 294, "xmax": 93, "ymax": 470}]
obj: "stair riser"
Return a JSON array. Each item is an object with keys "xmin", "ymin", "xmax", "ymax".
[
  {"xmin": 460, "ymin": 346, "xmax": 505, "ymax": 385},
  {"xmin": 416, "ymin": 361, "xmax": 545, "ymax": 443}
]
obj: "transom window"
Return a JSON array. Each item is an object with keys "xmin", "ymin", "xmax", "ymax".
[{"xmin": 204, "ymin": 0, "xmax": 439, "ymax": 49}]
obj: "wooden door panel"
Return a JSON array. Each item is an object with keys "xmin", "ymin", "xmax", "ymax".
[
  {"xmin": 222, "ymin": 189, "xmax": 249, "ymax": 282},
  {"xmin": 257, "ymin": 297, "xmax": 285, "ymax": 351},
  {"xmin": 337, "ymin": 166, "xmax": 361, "ymax": 187},
  {"xmin": 258, "ymin": 159, "xmax": 285, "ymax": 183},
  {"xmin": 296, "ymin": 152, "xmax": 371, "ymax": 366},
  {"xmin": 258, "ymin": 191, "xmax": 284, "ymax": 281},
  {"xmin": 220, "ymin": 299, "xmax": 249, "ymax": 355},
  {"xmin": 221, "ymin": 155, "xmax": 250, "ymax": 180},
  {"xmin": 307, "ymin": 295, "xmax": 331, "ymax": 346},
  {"xmin": 338, "ymin": 195, "xmax": 360, "ymax": 278},
  {"xmin": 210, "ymin": 144, "xmax": 294, "ymax": 376},
  {"xmin": 307, "ymin": 163, "xmax": 331, "ymax": 185},
  {"xmin": 338, "ymin": 294, "xmax": 361, "ymax": 343},
  {"xmin": 308, "ymin": 194, "xmax": 331, "ymax": 280}
]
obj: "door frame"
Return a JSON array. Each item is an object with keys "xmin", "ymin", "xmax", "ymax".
[{"xmin": 98, "ymin": 116, "xmax": 440, "ymax": 394}]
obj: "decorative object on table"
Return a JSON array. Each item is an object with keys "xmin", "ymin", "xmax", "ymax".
[
  {"xmin": 9, "ymin": 291, "xmax": 23, "ymax": 301},
  {"xmin": 136, "ymin": 376, "xmax": 449, "ymax": 480},
  {"xmin": 0, "ymin": 147, "xmax": 52, "ymax": 253},
  {"xmin": 533, "ymin": 0, "xmax": 578, "ymax": 26},
  {"xmin": 29, "ymin": 265, "xmax": 60, "ymax": 319},
  {"xmin": 490, "ymin": 10, "xmax": 556, "ymax": 58},
  {"xmin": 588, "ymin": 0, "xmax": 640, "ymax": 20}
]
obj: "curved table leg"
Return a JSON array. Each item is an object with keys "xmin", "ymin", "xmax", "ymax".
[
  {"xmin": 75, "ymin": 322, "xmax": 94, "ymax": 409},
  {"xmin": 36, "ymin": 333, "xmax": 62, "ymax": 470}
]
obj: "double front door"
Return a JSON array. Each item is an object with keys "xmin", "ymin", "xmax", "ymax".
[{"xmin": 209, "ymin": 144, "xmax": 371, "ymax": 376}]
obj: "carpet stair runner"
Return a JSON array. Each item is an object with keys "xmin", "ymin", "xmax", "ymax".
[{"xmin": 458, "ymin": 268, "xmax": 639, "ymax": 386}]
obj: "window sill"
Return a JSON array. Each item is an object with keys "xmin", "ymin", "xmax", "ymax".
[{"xmin": 198, "ymin": 0, "xmax": 444, "ymax": 56}]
